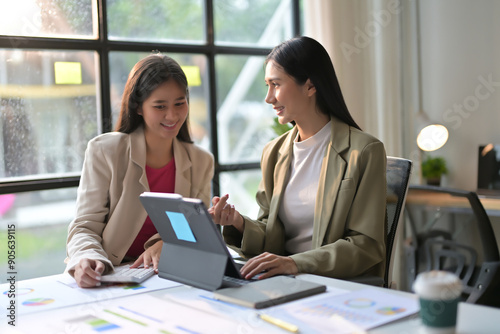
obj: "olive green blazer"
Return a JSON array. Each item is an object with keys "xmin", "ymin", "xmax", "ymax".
[
  {"xmin": 224, "ymin": 118, "xmax": 387, "ymax": 279},
  {"xmin": 65, "ymin": 125, "xmax": 214, "ymax": 275}
]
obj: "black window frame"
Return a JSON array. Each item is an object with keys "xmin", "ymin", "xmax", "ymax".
[{"xmin": 0, "ymin": 0, "xmax": 301, "ymax": 196}]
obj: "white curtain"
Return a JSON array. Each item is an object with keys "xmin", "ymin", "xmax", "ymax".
[{"xmin": 303, "ymin": 0, "xmax": 406, "ymax": 157}]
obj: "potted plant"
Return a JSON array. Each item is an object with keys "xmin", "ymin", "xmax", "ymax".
[{"xmin": 421, "ymin": 155, "xmax": 448, "ymax": 186}]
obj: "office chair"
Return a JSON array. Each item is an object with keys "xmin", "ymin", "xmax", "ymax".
[
  {"xmin": 350, "ymin": 156, "xmax": 413, "ymax": 288},
  {"xmin": 404, "ymin": 185, "xmax": 500, "ymax": 307}
]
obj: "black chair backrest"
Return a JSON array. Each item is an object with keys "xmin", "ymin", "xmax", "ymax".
[
  {"xmin": 405, "ymin": 185, "xmax": 500, "ymax": 306},
  {"xmin": 385, "ymin": 156, "xmax": 413, "ymax": 287},
  {"xmin": 424, "ymin": 238, "xmax": 478, "ymax": 294}
]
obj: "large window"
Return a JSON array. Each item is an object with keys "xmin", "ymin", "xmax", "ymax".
[{"xmin": 0, "ymin": 0, "xmax": 302, "ymax": 281}]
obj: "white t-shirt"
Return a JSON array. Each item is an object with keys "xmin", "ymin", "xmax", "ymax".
[{"xmin": 278, "ymin": 121, "xmax": 332, "ymax": 254}]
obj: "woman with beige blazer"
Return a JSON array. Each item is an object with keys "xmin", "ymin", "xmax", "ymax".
[
  {"xmin": 66, "ymin": 55, "xmax": 213, "ymax": 288},
  {"xmin": 210, "ymin": 37, "xmax": 386, "ymax": 280}
]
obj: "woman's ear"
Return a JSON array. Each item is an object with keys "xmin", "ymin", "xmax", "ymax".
[{"xmin": 305, "ymin": 79, "xmax": 316, "ymax": 97}]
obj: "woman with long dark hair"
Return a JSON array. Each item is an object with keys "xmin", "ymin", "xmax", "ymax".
[
  {"xmin": 210, "ymin": 37, "xmax": 386, "ymax": 280},
  {"xmin": 66, "ymin": 54, "xmax": 213, "ymax": 288}
]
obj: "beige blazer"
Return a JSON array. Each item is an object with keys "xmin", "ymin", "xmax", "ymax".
[
  {"xmin": 224, "ymin": 118, "xmax": 387, "ymax": 279},
  {"xmin": 65, "ymin": 126, "xmax": 214, "ymax": 274}
]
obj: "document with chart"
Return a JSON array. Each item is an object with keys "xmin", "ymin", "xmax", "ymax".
[{"xmin": 266, "ymin": 288, "xmax": 419, "ymax": 333}]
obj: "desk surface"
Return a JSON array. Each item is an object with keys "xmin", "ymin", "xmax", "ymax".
[
  {"xmin": 406, "ymin": 189, "xmax": 500, "ymax": 215},
  {"xmin": 1, "ymin": 273, "xmax": 499, "ymax": 333}
]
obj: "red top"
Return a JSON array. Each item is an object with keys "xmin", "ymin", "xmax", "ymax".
[{"xmin": 126, "ymin": 157, "xmax": 176, "ymax": 258}]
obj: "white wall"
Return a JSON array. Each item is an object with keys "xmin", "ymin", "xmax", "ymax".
[
  {"xmin": 417, "ymin": 0, "xmax": 500, "ymax": 190},
  {"xmin": 304, "ymin": 0, "xmax": 500, "ymax": 190}
]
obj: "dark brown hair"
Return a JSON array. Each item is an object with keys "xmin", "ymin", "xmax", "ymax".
[
  {"xmin": 115, "ymin": 54, "xmax": 193, "ymax": 142},
  {"xmin": 266, "ymin": 36, "xmax": 361, "ymax": 130}
]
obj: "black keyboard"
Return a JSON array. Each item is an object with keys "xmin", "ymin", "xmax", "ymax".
[{"xmin": 222, "ymin": 275, "xmax": 252, "ymax": 287}]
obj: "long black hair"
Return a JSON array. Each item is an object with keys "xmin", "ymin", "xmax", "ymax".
[
  {"xmin": 115, "ymin": 54, "xmax": 193, "ymax": 143},
  {"xmin": 266, "ymin": 36, "xmax": 361, "ymax": 130}
]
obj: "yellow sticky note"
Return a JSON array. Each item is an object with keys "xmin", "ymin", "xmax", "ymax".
[
  {"xmin": 54, "ymin": 62, "xmax": 82, "ymax": 85},
  {"xmin": 181, "ymin": 65, "xmax": 201, "ymax": 86}
]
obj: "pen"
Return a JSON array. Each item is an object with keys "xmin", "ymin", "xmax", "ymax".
[{"xmin": 258, "ymin": 313, "xmax": 299, "ymax": 333}]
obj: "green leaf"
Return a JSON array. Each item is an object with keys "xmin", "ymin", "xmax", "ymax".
[{"xmin": 271, "ymin": 117, "xmax": 293, "ymax": 136}]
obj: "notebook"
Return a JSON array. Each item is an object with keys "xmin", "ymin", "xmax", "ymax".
[
  {"xmin": 212, "ymin": 275, "xmax": 327, "ymax": 309},
  {"xmin": 139, "ymin": 192, "xmax": 326, "ymax": 308}
]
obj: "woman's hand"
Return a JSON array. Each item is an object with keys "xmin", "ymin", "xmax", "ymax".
[
  {"xmin": 240, "ymin": 252, "xmax": 298, "ymax": 280},
  {"xmin": 131, "ymin": 239, "xmax": 162, "ymax": 273},
  {"xmin": 74, "ymin": 258, "xmax": 106, "ymax": 288},
  {"xmin": 208, "ymin": 194, "xmax": 244, "ymax": 232}
]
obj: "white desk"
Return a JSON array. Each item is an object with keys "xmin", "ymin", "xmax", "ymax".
[{"xmin": 1, "ymin": 273, "xmax": 499, "ymax": 333}]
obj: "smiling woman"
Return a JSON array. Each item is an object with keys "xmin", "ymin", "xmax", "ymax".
[
  {"xmin": 210, "ymin": 37, "xmax": 387, "ymax": 282},
  {"xmin": 65, "ymin": 54, "xmax": 214, "ymax": 288}
]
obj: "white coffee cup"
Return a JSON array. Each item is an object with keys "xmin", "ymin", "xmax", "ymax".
[{"xmin": 413, "ymin": 270, "xmax": 462, "ymax": 334}]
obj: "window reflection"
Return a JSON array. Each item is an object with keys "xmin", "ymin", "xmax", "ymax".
[
  {"xmin": 216, "ymin": 55, "xmax": 275, "ymax": 164},
  {"xmin": 214, "ymin": 0, "xmax": 293, "ymax": 47},
  {"xmin": 0, "ymin": 188, "xmax": 77, "ymax": 282},
  {"xmin": 0, "ymin": 50, "xmax": 99, "ymax": 179},
  {"xmin": 107, "ymin": 0, "xmax": 204, "ymax": 44},
  {"xmin": 219, "ymin": 170, "xmax": 261, "ymax": 217},
  {"xmin": 0, "ymin": 0, "xmax": 96, "ymax": 39}
]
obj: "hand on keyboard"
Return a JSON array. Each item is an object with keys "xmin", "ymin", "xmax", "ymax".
[{"xmin": 130, "ymin": 240, "xmax": 163, "ymax": 273}]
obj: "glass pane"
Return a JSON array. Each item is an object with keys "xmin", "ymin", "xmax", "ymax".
[
  {"xmin": 0, "ymin": 0, "xmax": 97, "ymax": 39},
  {"xmin": 219, "ymin": 169, "xmax": 261, "ymax": 218},
  {"xmin": 216, "ymin": 55, "xmax": 276, "ymax": 164},
  {"xmin": 0, "ymin": 49, "xmax": 99, "ymax": 180},
  {"xmin": 0, "ymin": 188, "xmax": 77, "ymax": 282},
  {"xmin": 107, "ymin": 0, "xmax": 204, "ymax": 44},
  {"xmin": 109, "ymin": 52, "xmax": 211, "ymax": 150},
  {"xmin": 214, "ymin": 0, "xmax": 293, "ymax": 47},
  {"xmin": 299, "ymin": 0, "xmax": 305, "ymax": 35}
]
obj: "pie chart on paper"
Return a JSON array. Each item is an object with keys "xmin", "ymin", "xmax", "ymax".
[{"xmin": 22, "ymin": 298, "xmax": 55, "ymax": 306}]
